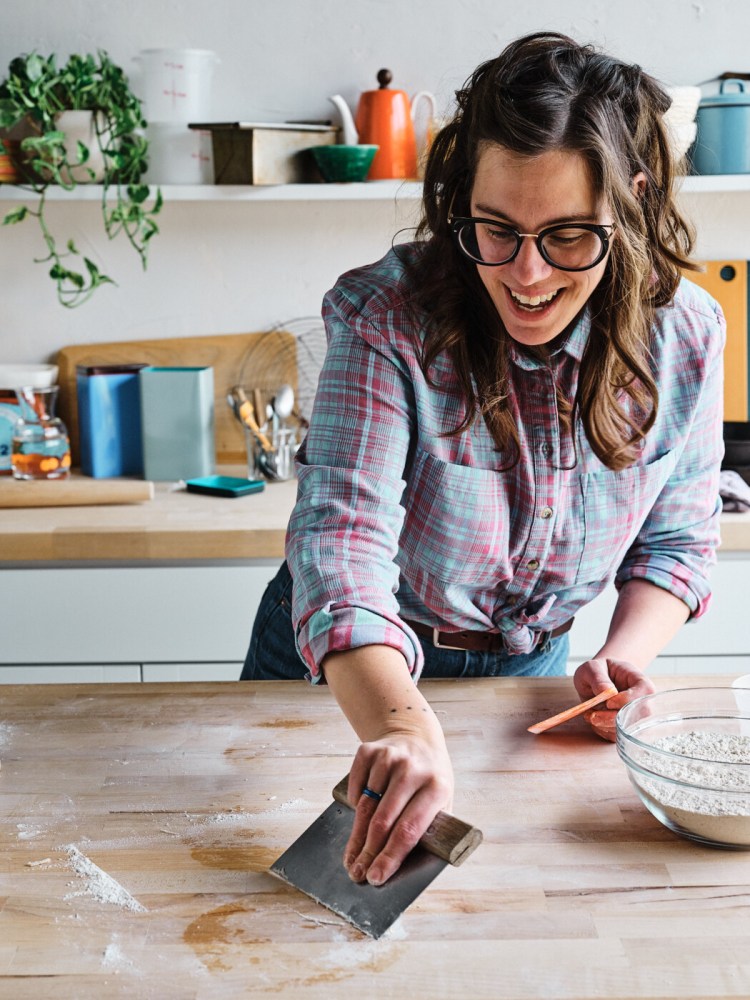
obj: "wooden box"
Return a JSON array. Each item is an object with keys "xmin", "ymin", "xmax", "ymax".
[{"xmin": 189, "ymin": 122, "xmax": 338, "ymax": 185}]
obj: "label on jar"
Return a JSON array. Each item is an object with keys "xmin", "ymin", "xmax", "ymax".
[{"xmin": 0, "ymin": 391, "xmax": 20, "ymax": 474}]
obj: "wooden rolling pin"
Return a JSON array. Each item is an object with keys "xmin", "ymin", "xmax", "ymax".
[{"xmin": 0, "ymin": 477, "xmax": 154, "ymax": 508}]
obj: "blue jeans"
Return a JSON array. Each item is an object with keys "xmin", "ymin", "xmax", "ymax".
[{"xmin": 241, "ymin": 561, "xmax": 569, "ymax": 681}]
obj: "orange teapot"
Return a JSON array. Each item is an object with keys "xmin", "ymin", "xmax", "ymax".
[{"xmin": 329, "ymin": 70, "xmax": 436, "ymax": 180}]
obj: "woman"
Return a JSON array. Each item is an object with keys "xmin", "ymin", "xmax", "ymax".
[{"xmin": 242, "ymin": 32, "xmax": 725, "ymax": 886}]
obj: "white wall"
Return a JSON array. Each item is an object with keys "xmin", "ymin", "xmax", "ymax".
[{"xmin": 1, "ymin": 0, "xmax": 748, "ymax": 363}]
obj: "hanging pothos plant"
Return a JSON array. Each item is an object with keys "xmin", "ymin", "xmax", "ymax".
[{"xmin": 0, "ymin": 50, "xmax": 162, "ymax": 307}]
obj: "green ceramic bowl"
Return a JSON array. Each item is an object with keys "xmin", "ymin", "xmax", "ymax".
[{"xmin": 310, "ymin": 144, "xmax": 379, "ymax": 183}]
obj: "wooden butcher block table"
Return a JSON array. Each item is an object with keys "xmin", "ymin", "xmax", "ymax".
[{"xmin": 2, "ymin": 677, "xmax": 750, "ymax": 999}]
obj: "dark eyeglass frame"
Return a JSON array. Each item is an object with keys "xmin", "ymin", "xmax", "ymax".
[{"xmin": 449, "ymin": 216, "xmax": 616, "ymax": 272}]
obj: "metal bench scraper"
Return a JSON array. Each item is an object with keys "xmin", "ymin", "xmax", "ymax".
[{"xmin": 269, "ymin": 775, "xmax": 483, "ymax": 939}]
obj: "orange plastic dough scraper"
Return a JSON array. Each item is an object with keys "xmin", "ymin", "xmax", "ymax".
[{"xmin": 527, "ymin": 686, "xmax": 618, "ymax": 734}]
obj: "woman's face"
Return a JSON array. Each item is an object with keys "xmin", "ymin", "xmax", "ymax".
[{"xmin": 469, "ymin": 144, "xmax": 612, "ymax": 347}]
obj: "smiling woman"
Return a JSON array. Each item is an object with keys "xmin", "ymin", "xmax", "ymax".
[{"xmin": 242, "ymin": 31, "xmax": 725, "ymax": 890}]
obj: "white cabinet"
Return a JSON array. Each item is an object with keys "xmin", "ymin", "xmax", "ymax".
[
  {"xmin": 0, "ymin": 562, "xmax": 282, "ymax": 682},
  {"xmin": 141, "ymin": 662, "xmax": 245, "ymax": 682},
  {"xmin": 2, "ymin": 552, "xmax": 749, "ymax": 683},
  {"xmin": 0, "ymin": 664, "xmax": 141, "ymax": 683},
  {"xmin": 566, "ymin": 553, "xmax": 750, "ymax": 677}
]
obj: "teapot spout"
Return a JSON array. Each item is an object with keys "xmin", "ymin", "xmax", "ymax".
[{"xmin": 328, "ymin": 94, "xmax": 359, "ymax": 145}]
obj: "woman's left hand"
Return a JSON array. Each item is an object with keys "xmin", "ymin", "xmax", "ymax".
[{"xmin": 573, "ymin": 658, "xmax": 656, "ymax": 741}]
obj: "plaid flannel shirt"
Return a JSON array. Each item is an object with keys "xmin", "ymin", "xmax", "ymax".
[{"xmin": 286, "ymin": 245, "xmax": 725, "ymax": 681}]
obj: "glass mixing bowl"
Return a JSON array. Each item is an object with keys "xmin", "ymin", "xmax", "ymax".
[{"xmin": 616, "ymin": 687, "xmax": 750, "ymax": 849}]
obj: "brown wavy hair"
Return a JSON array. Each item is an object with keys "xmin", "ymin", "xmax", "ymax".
[{"xmin": 409, "ymin": 31, "xmax": 697, "ymax": 470}]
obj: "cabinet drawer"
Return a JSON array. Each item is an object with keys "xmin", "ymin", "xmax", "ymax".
[
  {"xmin": 0, "ymin": 562, "xmax": 281, "ymax": 664},
  {"xmin": 142, "ymin": 662, "xmax": 242, "ymax": 682},
  {"xmin": 0, "ymin": 664, "xmax": 141, "ymax": 683}
]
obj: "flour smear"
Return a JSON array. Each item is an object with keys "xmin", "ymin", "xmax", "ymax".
[
  {"xmin": 63, "ymin": 845, "xmax": 147, "ymax": 912},
  {"xmin": 641, "ymin": 731, "xmax": 750, "ymax": 846}
]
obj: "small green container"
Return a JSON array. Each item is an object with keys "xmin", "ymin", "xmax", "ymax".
[{"xmin": 310, "ymin": 144, "xmax": 379, "ymax": 182}]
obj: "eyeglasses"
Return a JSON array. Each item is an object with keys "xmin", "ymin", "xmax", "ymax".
[{"xmin": 449, "ymin": 216, "xmax": 615, "ymax": 272}]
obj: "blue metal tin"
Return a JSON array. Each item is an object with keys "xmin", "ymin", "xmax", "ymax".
[{"xmin": 694, "ymin": 79, "xmax": 750, "ymax": 175}]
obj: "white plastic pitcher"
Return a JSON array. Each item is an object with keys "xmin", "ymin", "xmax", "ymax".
[
  {"xmin": 133, "ymin": 48, "xmax": 219, "ymax": 123},
  {"xmin": 144, "ymin": 124, "xmax": 214, "ymax": 184}
]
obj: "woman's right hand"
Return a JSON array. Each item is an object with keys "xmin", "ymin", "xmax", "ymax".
[
  {"xmin": 322, "ymin": 642, "xmax": 454, "ymax": 886},
  {"xmin": 343, "ymin": 727, "xmax": 454, "ymax": 886}
]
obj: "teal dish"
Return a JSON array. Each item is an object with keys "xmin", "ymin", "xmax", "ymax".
[{"xmin": 310, "ymin": 144, "xmax": 379, "ymax": 183}]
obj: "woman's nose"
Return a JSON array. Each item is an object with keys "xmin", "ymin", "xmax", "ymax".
[{"xmin": 508, "ymin": 235, "xmax": 554, "ymax": 285}]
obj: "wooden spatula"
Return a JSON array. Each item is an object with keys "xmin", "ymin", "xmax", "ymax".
[{"xmin": 527, "ymin": 686, "xmax": 618, "ymax": 734}]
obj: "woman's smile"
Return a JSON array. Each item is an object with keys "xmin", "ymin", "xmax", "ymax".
[{"xmin": 506, "ymin": 285, "xmax": 563, "ymax": 313}]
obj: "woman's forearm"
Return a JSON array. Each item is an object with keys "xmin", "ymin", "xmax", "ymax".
[
  {"xmin": 322, "ymin": 644, "xmax": 444, "ymax": 744},
  {"xmin": 594, "ymin": 578, "xmax": 690, "ymax": 669}
]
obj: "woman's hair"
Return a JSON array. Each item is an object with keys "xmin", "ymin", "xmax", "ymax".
[{"xmin": 410, "ymin": 31, "xmax": 697, "ymax": 470}]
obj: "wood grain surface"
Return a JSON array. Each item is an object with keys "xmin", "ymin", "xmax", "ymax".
[
  {"xmin": 0, "ymin": 476, "xmax": 154, "ymax": 509},
  {"xmin": 0, "ymin": 466, "xmax": 296, "ymax": 562},
  {"xmin": 1, "ymin": 676, "xmax": 749, "ymax": 998}
]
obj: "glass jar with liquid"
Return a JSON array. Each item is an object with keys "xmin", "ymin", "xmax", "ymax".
[{"xmin": 12, "ymin": 385, "xmax": 71, "ymax": 479}]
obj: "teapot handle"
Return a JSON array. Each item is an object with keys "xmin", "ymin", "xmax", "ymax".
[
  {"xmin": 411, "ymin": 90, "xmax": 437, "ymax": 123},
  {"xmin": 411, "ymin": 91, "xmax": 438, "ymax": 177},
  {"xmin": 328, "ymin": 94, "xmax": 359, "ymax": 146}
]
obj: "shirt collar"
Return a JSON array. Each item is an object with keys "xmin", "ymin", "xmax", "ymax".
[{"xmin": 508, "ymin": 306, "xmax": 590, "ymax": 370}]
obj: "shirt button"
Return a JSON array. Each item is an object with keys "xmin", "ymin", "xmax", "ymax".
[
  {"xmin": 540, "ymin": 506, "xmax": 553, "ymax": 519},
  {"xmin": 539, "ymin": 443, "xmax": 551, "ymax": 457},
  {"xmin": 526, "ymin": 558, "xmax": 539, "ymax": 570}
]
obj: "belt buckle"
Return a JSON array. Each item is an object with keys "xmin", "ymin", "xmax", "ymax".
[
  {"xmin": 432, "ymin": 627, "xmax": 466, "ymax": 651},
  {"xmin": 537, "ymin": 628, "xmax": 551, "ymax": 650}
]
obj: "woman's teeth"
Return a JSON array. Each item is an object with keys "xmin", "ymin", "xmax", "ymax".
[{"xmin": 510, "ymin": 289, "xmax": 560, "ymax": 310}]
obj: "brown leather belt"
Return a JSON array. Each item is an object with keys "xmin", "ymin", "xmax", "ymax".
[{"xmin": 403, "ymin": 616, "xmax": 574, "ymax": 652}]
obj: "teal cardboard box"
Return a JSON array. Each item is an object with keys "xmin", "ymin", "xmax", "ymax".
[{"xmin": 139, "ymin": 366, "xmax": 215, "ymax": 481}]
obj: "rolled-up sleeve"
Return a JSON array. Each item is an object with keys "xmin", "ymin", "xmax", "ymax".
[
  {"xmin": 285, "ymin": 284, "xmax": 423, "ymax": 681},
  {"xmin": 615, "ymin": 297, "xmax": 726, "ymax": 618}
]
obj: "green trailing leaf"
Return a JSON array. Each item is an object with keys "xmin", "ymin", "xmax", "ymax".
[
  {"xmin": 3, "ymin": 205, "xmax": 29, "ymax": 225},
  {"xmin": 0, "ymin": 48, "xmax": 162, "ymax": 306}
]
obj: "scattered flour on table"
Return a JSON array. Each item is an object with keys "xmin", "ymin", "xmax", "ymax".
[
  {"xmin": 321, "ymin": 921, "xmax": 407, "ymax": 968},
  {"xmin": 63, "ymin": 845, "xmax": 147, "ymax": 912},
  {"xmin": 102, "ymin": 937, "xmax": 140, "ymax": 975},
  {"xmin": 17, "ymin": 822, "xmax": 45, "ymax": 841},
  {"xmin": 203, "ymin": 798, "xmax": 314, "ymax": 824},
  {"xmin": 642, "ymin": 731, "xmax": 750, "ymax": 844}
]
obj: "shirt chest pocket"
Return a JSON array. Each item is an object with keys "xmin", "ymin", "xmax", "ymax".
[
  {"xmin": 574, "ymin": 448, "xmax": 679, "ymax": 584},
  {"xmin": 398, "ymin": 449, "xmax": 510, "ymax": 586}
]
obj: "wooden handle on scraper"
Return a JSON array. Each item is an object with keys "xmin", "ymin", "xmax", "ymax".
[{"xmin": 332, "ymin": 775, "xmax": 483, "ymax": 867}]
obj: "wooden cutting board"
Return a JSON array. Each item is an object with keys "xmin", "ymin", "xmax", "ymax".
[
  {"xmin": 0, "ymin": 476, "xmax": 154, "ymax": 507},
  {"xmin": 55, "ymin": 330, "xmax": 297, "ymax": 465}
]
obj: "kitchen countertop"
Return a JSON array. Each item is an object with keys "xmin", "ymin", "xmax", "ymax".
[
  {"xmin": 0, "ymin": 468, "xmax": 298, "ymax": 564},
  {"xmin": 1, "ymin": 467, "xmax": 749, "ymax": 564},
  {"xmin": 1, "ymin": 676, "xmax": 749, "ymax": 998}
]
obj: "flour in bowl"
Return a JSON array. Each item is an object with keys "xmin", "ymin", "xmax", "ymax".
[{"xmin": 639, "ymin": 731, "xmax": 750, "ymax": 846}]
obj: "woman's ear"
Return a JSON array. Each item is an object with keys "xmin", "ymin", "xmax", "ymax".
[{"xmin": 632, "ymin": 171, "xmax": 647, "ymax": 199}]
